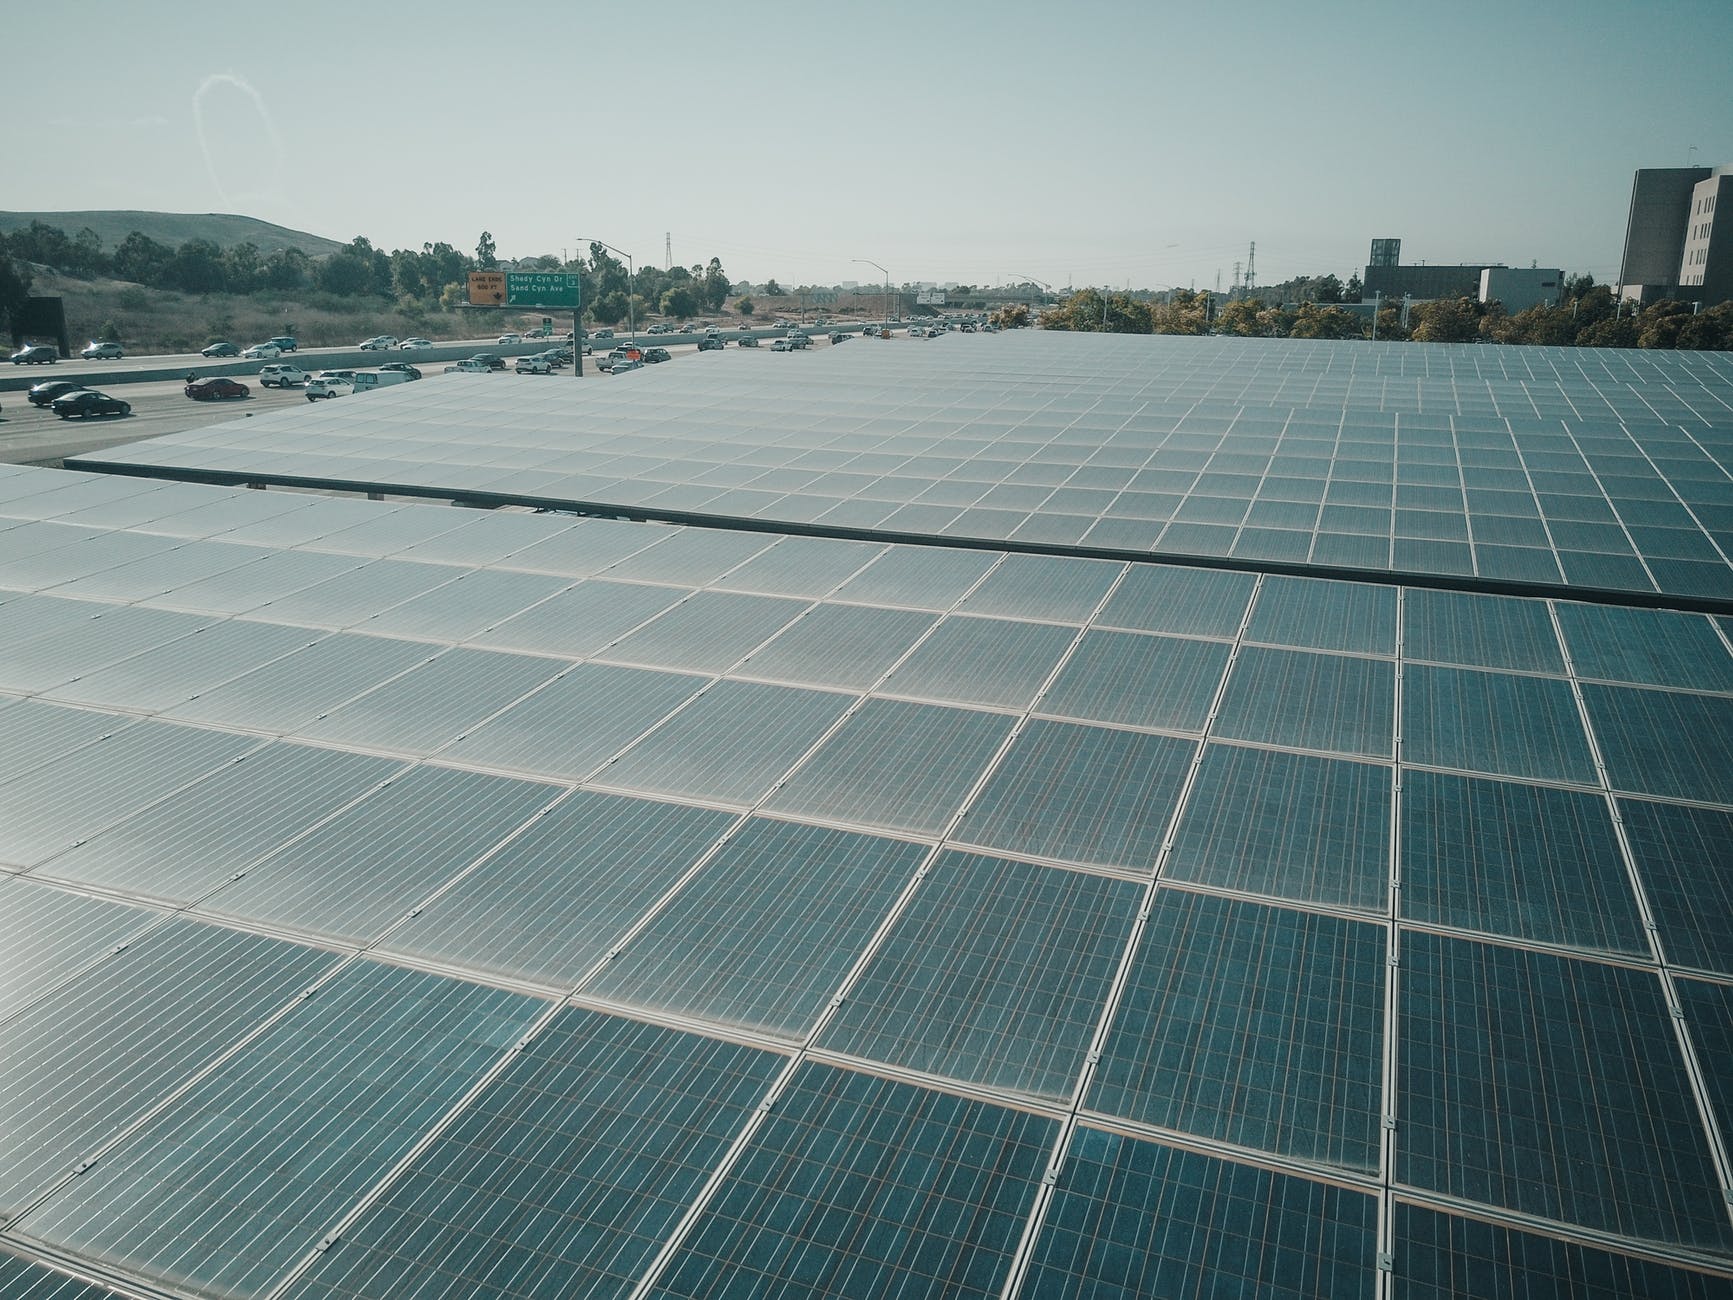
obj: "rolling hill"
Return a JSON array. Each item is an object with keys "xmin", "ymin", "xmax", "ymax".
[{"xmin": 0, "ymin": 211, "xmax": 344, "ymax": 257}]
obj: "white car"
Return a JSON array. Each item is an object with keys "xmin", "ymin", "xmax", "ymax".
[
  {"xmin": 358, "ymin": 335, "xmax": 397, "ymax": 350},
  {"xmin": 242, "ymin": 343, "xmax": 283, "ymax": 359},
  {"xmin": 400, "ymin": 338, "xmax": 434, "ymax": 350},
  {"xmin": 515, "ymin": 356, "xmax": 552, "ymax": 374},
  {"xmin": 497, "ymin": 333, "xmax": 522, "ymax": 345},
  {"xmin": 305, "ymin": 378, "xmax": 350, "ymax": 400}
]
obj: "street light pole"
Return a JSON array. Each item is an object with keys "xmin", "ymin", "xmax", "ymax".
[{"xmin": 853, "ymin": 258, "xmax": 890, "ymax": 328}]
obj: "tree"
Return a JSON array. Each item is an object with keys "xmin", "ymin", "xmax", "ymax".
[
  {"xmin": 475, "ymin": 230, "xmax": 497, "ymax": 270},
  {"xmin": 734, "ymin": 296, "xmax": 754, "ymax": 318}
]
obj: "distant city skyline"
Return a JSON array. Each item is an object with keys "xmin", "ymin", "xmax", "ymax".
[{"xmin": 7, "ymin": 0, "xmax": 1731, "ymax": 290}]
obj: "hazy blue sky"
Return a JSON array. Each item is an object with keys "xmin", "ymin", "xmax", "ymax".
[{"xmin": 7, "ymin": 0, "xmax": 1731, "ymax": 290}]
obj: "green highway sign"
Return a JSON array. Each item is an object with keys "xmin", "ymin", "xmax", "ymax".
[{"xmin": 505, "ymin": 272, "xmax": 580, "ymax": 308}]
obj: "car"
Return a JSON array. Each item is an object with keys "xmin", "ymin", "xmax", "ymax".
[
  {"xmin": 10, "ymin": 345, "xmax": 57, "ymax": 365},
  {"xmin": 607, "ymin": 358, "xmax": 644, "ymax": 374},
  {"xmin": 242, "ymin": 343, "xmax": 282, "ymax": 359},
  {"xmin": 497, "ymin": 333, "xmax": 522, "ymax": 345},
  {"xmin": 697, "ymin": 337, "xmax": 724, "ymax": 352},
  {"xmin": 305, "ymin": 377, "xmax": 351, "ymax": 400},
  {"xmin": 185, "ymin": 377, "xmax": 250, "ymax": 401},
  {"xmin": 443, "ymin": 359, "xmax": 493, "ymax": 374},
  {"xmin": 468, "ymin": 353, "xmax": 507, "ymax": 371},
  {"xmin": 258, "ymin": 364, "xmax": 309, "ymax": 388},
  {"xmin": 642, "ymin": 347, "xmax": 671, "ymax": 363},
  {"xmin": 201, "ymin": 341, "xmax": 241, "ymax": 358},
  {"xmin": 80, "ymin": 341, "xmax": 124, "ymax": 360},
  {"xmin": 27, "ymin": 380, "xmax": 87, "ymax": 406},
  {"xmin": 592, "ymin": 329, "xmax": 614, "ymax": 340},
  {"xmin": 267, "ymin": 336, "xmax": 298, "ymax": 353},
  {"xmin": 515, "ymin": 356, "xmax": 553, "ymax": 374},
  {"xmin": 379, "ymin": 362, "xmax": 422, "ymax": 380},
  {"xmin": 358, "ymin": 335, "xmax": 397, "ymax": 350},
  {"xmin": 51, "ymin": 390, "xmax": 130, "ymax": 419},
  {"xmin": 400, "ymin": 338, "xmax": 434, "ymax": 350},
  {"xmin": 737, "ymin": 335, "xmax": 760, "ymax": 348}
]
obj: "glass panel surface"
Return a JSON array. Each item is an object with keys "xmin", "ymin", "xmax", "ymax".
[
  {"xmin": 1168, "ymin": 744, "xmax": 1391, "ymax": 910},
  {"xmin": 0, "ymin": 722, "xmax": 260, "ymax": 869},
  {"xmin": 1394, "ymin": 1202, "xmax": 1733, "ymax": 1300},
  {"xmin": 0, "ymin": 919, "xmax": 340, "ymax": 1216},
  {"xmin": 1037, "ymin": 630, "xmax": 1229, "ymax": 732},
  {"xmin": 602, "ymin": 680, "xmax": 856, "ymax": 806},
  {"xmin": 284, "ymin": 1010, "xmax": 781, "ymax": 1300},
  {"xmin": 1090, "ymin": 889, "xmax": 1385, "ymax": 1170},
  {"xmin": 956, "ymin": 720, "xmax": 1193, "ymax": 871},
  {"xmin": 1214, "ymin": 646, "xmax": 1395, "ymax": 758},
  {"xmin": 1403, "ymin": 588, "xmax": 1565, "ymax": 672},
  {"xmin": 439, "ymin": 663, "xmax": 706, "ymax": 782},
  {"xmin": 1581, "ymin": 684, "xmax": 1733, "ymax": 804},
  {"xmin": 587, "ymin": 818, "xmax": 926, "ymax": 1037},
  {"xmin": 1402, "ymin": 771, "xmax": 1644, "ymax": 953},
  {"xmin": 15, "ymin": 962, "xmax": 544, "ymax": 1300},
  {"xmin": 817, "ymin": 852, "xmax": 1140, "ymax": 1097},
  {"xmin": 1556, "ymin": 603, "xmax": 1733, "ymax": 691},
  {"xmin": 1024, "ymin": 1129, "xmax": 1377, "ymax": 1300},
  {"xmin": 878, "ymin": 615, "xmax": 1075, "ymax": 710},
  {"xmin": 732, "ymin": 602, "xmax": 937, "ymax": 691},
  {"xmin": 197, "ymin": 765, "xmax": 561, "ymax": 942},
  {"xmin": 1403, "ymin": 665, "xmax": 1596, "ymax": 782},
  {"xmin": 1246, "ymin": 575, "xmax": 1397, "ymax": 655},
  {"xmin": 648, "ymin": 1063, "xmax": 1055, "ymax": 1300},
  {"xmin": 33, "ymin": 742, "xmax": 400, "ymax": 902},
  {"xmin": 764, "ymin": 698, "xmax": 1014, "ymax": 836},
  {"xmin": 382, "ymin": 791, "xmax": 738, "ymax": 987},
  {"xmin": 1620, "ymin": 799, "xmax": 1733, "ymax": 976},
  {"xmin": 1397, "ymin": 932, "xmax": 1730, "ymax": 1249},
  {"xmin": 1095, "ymin": 565, "xmax": 1256, "ymax": 638}
]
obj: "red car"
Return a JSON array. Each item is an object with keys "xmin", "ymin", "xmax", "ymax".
[{"xmin": 185, "ymin": 377, "xmax": 250, "ymax": 401}]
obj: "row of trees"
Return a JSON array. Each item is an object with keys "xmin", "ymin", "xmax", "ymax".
[{"xmin": 1037, "ymin": 276, "xmax": 1733, "ymax": 350}]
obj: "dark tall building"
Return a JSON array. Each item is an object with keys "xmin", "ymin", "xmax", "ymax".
[{"xmin": 1618, "ymin": 164, "xmax": 1733, "ymax": 307}]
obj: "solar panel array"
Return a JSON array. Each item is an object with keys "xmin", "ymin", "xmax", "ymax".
[
  {"xmin": 72, "ymin": 332, "xmax": 1733, "ymax": 606},
  {"xmin": 5, "ymin": 326, "xmax": 1732, "ymax": 1297}
]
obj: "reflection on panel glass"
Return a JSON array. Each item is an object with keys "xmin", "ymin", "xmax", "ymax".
[
  {"xmin": 1038, "ymin": 630, "xmax": 1230, "ymax": 732},
  {"xmin": 0, "ymin": 919, "xmax": 340, "ymax": 1217},
  {"xmin": 649, "ymin": 1063, "xmax": 1055, "ymax": 1300},
  {"xmin": 1398, "ymin": 932, "xmax": 1729, "ymax": 1249},
  {"xmin": 764, "ymin": 698, "xmax": 1013, "ymax": 836},
  {"xmin": 1167, "ymin": 744, "xmax": 1391, "ymax": 911},
  {"xmin": 285, "ymin": 1010, "xmax": 781, "ymax": 1300},
  {"xmin": 382, "ymin": 791, "xmax": 737, "ymax": 987},
  {"xmin": 588, "ymin": 818, "xmax": 926, "ymax": 1037},
  {"xmin": 956, "ymin": 720, "xmax": 1193, "ymax": 871},
  {"xmin": 1214, "ymin": 646, "xmax": 1395, "ymax": 759},
  {"xmin": 1403, "ymin": 665, "xmax": 1595, "ymax": 783},
  {"xmin": 1393, "ymin": 1201, "xmax": 1733, "ymax": 1300},
  {"xmin": 1091, "ymin": 889, "xmax": 1385, "ymax": 1169},
  {"xmin": 817, "ymin": 852, "xmax": 1139, "ymax": 1096},
  {"xmin": 15, "ymin": 962, "xmax": 544, "ymax": 1300},
  {"xmin": 1580, "ymin": 684, "xmax": 1733, "ymax": 805},
  {"xmin": 1024, "ymin": 1128, "xmax": 1377, "ymax": 1300},
  {"xmin": 1401, "ymin": 771, "xmax": 1646, "ymax": 953}
]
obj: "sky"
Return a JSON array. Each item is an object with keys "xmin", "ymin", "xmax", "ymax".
[{"xmin": 5, "ymin": 0, "xmax": 1732, "ymax": 292}]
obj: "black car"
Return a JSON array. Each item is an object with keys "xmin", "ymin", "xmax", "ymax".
[
  {"xmin": 28, "ymin": 380, "xmax": 87, "ymax": 407},
  {"xmin": 51, "ymin": 390, "xmax": 130, "ymax": 419},
  {"xmin": 201, "ymin": 341, "xmax": 241, "ymax": 357},
  {"xmin": 697, "ymin": 337, "xmax": 724, "ymax": 352},
  {"xmin": 10, "ymin": 345, "xmax": 57, "ymax": 365},
  {"xmin": 379, "ymin": 362, "xmax": 422, "ymax": 380}
]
